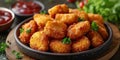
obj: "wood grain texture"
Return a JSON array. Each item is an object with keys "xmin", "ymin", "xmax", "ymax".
[{"xmin": 5, "ymin": 23, "xmax": 120, "ymax": 60}]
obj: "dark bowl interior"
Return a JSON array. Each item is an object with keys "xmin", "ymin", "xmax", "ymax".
[
  {"xmin": 14, "ymin": 17, "xmax": 113, "ymax": 60},
  {"xmin": 11, "ymin": 0, "xmax": 44, "ymax": 21}
]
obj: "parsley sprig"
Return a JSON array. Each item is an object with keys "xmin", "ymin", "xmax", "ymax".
[
  {"xmin": 20, "ymin": 28, "xmax": 24, "ymax": 34},
  {"xmin": 78, "ymin": 17, "xmax": 84, "ymax": 22},
  {"xmin": 20, "ymin": 28, "xmax": 31, "ymax": 34},
  {"xmin": 0, "ymin": 42, "xmax": 8, "ymax": 54},
  {"xmin": 12, "ymin": 50, "xmax": 23, "ymax": 59},
  {"xmin": 62, "ymin": 37, "xmax": 71, "ymax": 44},
  {"xmin": 40, "ymin": 10, "xmax": 47, "ymax": 14},
  {"xmin": 91, "ymin": 21, "xmax": 99, "ymax": 31},
  {"xmin": 26, "ymin": 28, "xmax": 31, "ymax": 34}
]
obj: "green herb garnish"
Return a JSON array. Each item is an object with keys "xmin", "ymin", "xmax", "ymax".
[
  {"xmin": 78, "ymin": 17, "xmax": 84, "ymax": 22},
  {"xmin": 62, "ymin": 37, "xmax": 71, "ymax": 44},
  {"xmin": 40, "ymin": 10, "xmax": 47, "ymax": 14},
  {"xmin": 12, "ymin": 50, "xmax": 23, "ymax": 59},
  {"xmin": 91, "ymin": 21, "xmax": 99, "ymax": 31},
  {"xmin": 0, "ymin": 42, "xmax": 8, "ymax": 54},
  {"xmin": 26, "ymin": 28, "xmax": 31, "ymax": 34},
  {"xmin": 5, "ymin": 0, "xmax": 12, "ymax": 3},
  {"xmin": 20, "ymin": 28, "xmax": 24, "ymax": 34}
]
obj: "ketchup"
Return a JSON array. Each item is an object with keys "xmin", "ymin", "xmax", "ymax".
[
  {"xmin": 12, "ymin": 1, "xmax": 42, "ymax": 14},
  {"xmin": 0, "ymin": 10, "xmax": 12, "ymax": 25}
]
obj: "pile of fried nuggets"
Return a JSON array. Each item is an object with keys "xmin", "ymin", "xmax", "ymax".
[{"xmin": 19, "ymin": 4, "xmax": 108, "ymax": 53}]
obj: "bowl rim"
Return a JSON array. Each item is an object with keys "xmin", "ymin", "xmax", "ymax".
[
  {"xmin": 14, "ymin": 17, "xmax": 113, "ymax": 56},
  {"xmin": 0, "ymin": 7, "xmax": 15, "ymax": 26},
  {"xmin": 11, "ymin": 0, "xmax": 45, "ymax": 16}
]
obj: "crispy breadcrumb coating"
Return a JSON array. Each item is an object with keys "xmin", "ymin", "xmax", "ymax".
[
  {"xmin": 69, "ymin": 9, "xmax": 89, "ymax": 21},
  {"xmin": 87, "ymin": 30, "xmax": 104, "ymax": 47},
  {"xmin": 30, "ymin": 31, "xmax": 49, "ymax": 52},
  {"xmin": 48, "ymin": 4, "xmax": 69, "ymax": 18},
  {"xmin": 72, "ymin": 36, "xmax": 90, "ymax": 52},
  {"xmin": 50, "ymin": 39, "xmax": 71, "ymax": 53},
  {"xmin": 67, "ymin": 21, "xmax": 90, "ymax": 39},
  {"xmin": 55, "ymin": 13, "xmax": 78, "ymax": 25},
  {"xmin": 88, "ymin": 13, "xmax": 104, "ymax": 24},
  {"xmin": 19, "ymin": 20, "xmax": 37, "ymax": 44},
  {"xmin": 34, "ymin": 14, "xmax": 53, "ymax": 30},
  {"xmin": 44, "ymin": 21, "xmax": 67, "ymax": 39}
]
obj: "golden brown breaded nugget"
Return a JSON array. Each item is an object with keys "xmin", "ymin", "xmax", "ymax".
[
  {"xmin": 67, "ymin": 21, "xmax": 90, "ymax": 39},
  {"xmin": 55, "ymin": 13, "xmax": 78, "ymax": 25},
  {"xmin": 72, "ymin": 36, "xmax": 90, "ymax": 52},
  {"xmin": 50, "ymin": 40, "xmax": 71, "ymax": 53},
  {"xmin": 88, "ymin": 13, "xmax": 104, "ymax": 24},
  {"xmin": 19, "ymin": 20, "xmax": 37, "ymax": 44},
  {"xmin": 98, "ymin": 24, "xmax": 108, "ymax": 40},
  {"xmin": 33, "ymin": 14, "xmax": 53, "ymax": 30},
  {"xmin": 48, "ymin": 4, "xmax": 69, "ymax": 18},
  {"xmin": 44, "ymin": 21, "xmax": 67, "ymax": 39},
  {"xmin": 30, "ymin": 31, "xmax": 49, "ymax": 52},
  {"xmin": 87, "ymin": 30, "xmax": 104, "ymax": 47},
  {"xmin": 92, "ymin": 21, "xmax": 108, "ymax": 40},
  {"xmin": 69, "ymin": 9, "xmax": 88, "ymax": 20}
]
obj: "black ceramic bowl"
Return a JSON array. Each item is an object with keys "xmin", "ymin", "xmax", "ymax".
[
  {"xmin": 11, "ymin": 0, "xmax": 44, "ymax": 21},
  {"xmin": 14, "ymin": 17, "xmax": 113, "ymax": 60}
]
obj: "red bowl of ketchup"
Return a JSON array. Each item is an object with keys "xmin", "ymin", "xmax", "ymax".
[
  {"xmin": 11, "ymin": 0, "xmax": 44, "ymax": 20},
  {"xmin": 0, "ymin": 7, "xmax": 15, "ymax": 32}
]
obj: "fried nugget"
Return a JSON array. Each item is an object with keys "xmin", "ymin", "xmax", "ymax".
[
  {"xmin": 55, "ymin": 13, "xmax": 78, "ymax": 25},
  {"xmin": 50, "ymin": 40, "xmax": 71, "ymax": 53},
  {"xmin": 30, "ymin": 31, "xmax": 49, "ymax": 52},
  {"xmin": 88, "ymin": 13, "xmax": 104, "ymax": 24},
  {"xmin": 44, "ymin": 21, "xmax": 67, "ymax": 39},
  {"xmin": 87, "ymin": 30, "xmax": 104, "ymax": 47},
  {"xmin": 33, "ymin": 14, "xmax": 53, "ymax": 30},
  {"xmin": 48, "ymin": 4, "xmax": 69, "ymax": 18},
  {"xmin": 72, "ymin": 36, "xmax": 90, "ymax": 52},
  {"xmin": 19, "ymin": 20, "xmax": 37, "ymax": 44},
  {"xmin": 98, "ymin": 24, "xmax": 108, "ymax": 40},
  {"xmin": 67, "ymin": 21, "xmax": 90, "ymax": 39},
  {"xmin": 93, "ymin": 21, "xmax": 108, "ymax": 40},
  {"xmin": 88, "ymin": 14, "xmax": 108, "ymax": 40},
  {"xmin": 69, "ymin": 9, "xmax": 88, "ymax": 20}
]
